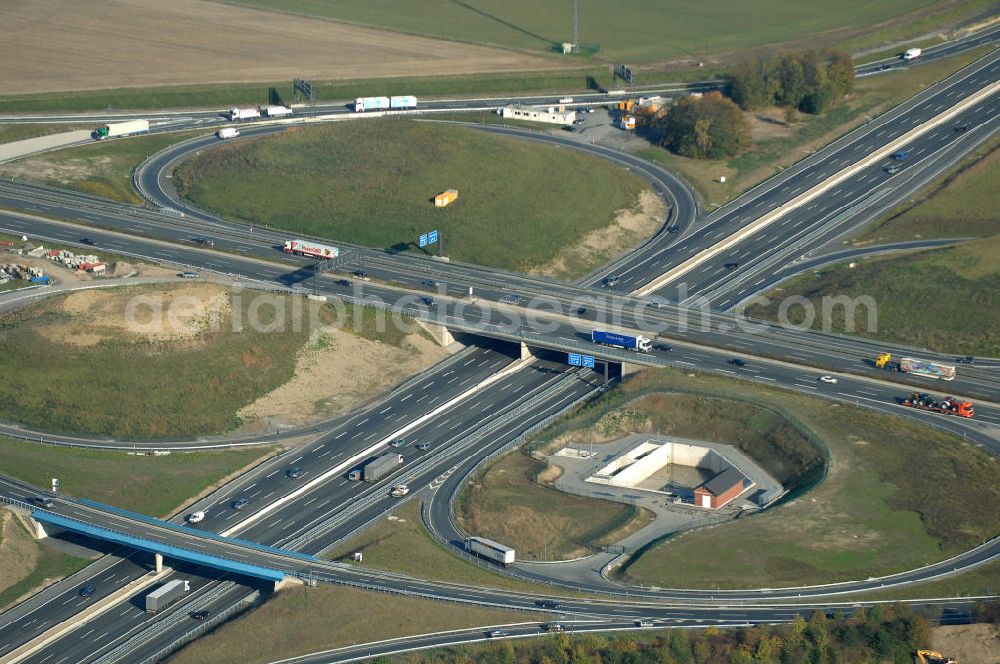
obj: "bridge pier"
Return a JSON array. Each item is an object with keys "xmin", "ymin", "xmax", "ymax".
[
  {"xmin": 154, "ymin": 552, "xmax": 163, "ymax": 573},
  {"xmin": 520, "ymin": 341, "xmax": 535, "ymax": 360}
]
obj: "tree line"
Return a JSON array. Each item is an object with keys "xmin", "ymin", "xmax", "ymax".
[
  {"xmin": 654, "ymin": 50, "xmax": 855, "ymax": 160},
  {"xmin": 400, "ymin": 603, "xmax": 965, "ymax": 664}
]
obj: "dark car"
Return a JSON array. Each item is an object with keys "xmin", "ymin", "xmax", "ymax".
[
  {"xmin": 79, "ymin": 585, "xmax": 96, "ymax": 598},
  {"xmin": 724, "ymin": 262, "xmax": 739, "ymax": 270},
  {"xmin": 336, "ymin": 279, "xmax": 351, "ymax": 287},
  {"xmin": 957, "ymin": 356, "xmax": 975, "ymax": 364},
  {"xmin": 666, "ymin": 225, "xmax": 680, "ymax": 233},
  {"xmin": 730, "ymin": 358, "xmax": 747, "ymax": 368},
  {"xmin": 232, "ymin": 498, "xmax": 249, "ymax": 510},
  {"xmin": 954, "ymin": 123, "xmax": 969, "ymax": 133},
  {"xmin": 536, "ymin": 600, "xmax": 561, "ymax": 609},
  {"xmin": 192, "ymin": 237, "xmax": 211, "ymax": 245},
  {"xmin": 576, "ymin": 306, "xmax": 588, "ymax": 315},
  {"xmin": 191, "ymin": 610, "xmax": 210, "ymax": 621},
  {"xmin": 33, "ymin": 496, "xmax": 54, "ymax": 509},
  {"xmin": 603, "ymin": 275, "xmax": 621, "ymax": 287},
  {"xmin": 353, "ymin": 269, "xmax": 369, "ymax": 278},
  {"xmin": 286, "ymin": 466, "xmax": 303, "ymax": 479},
  {"xmin": 80, "ymin": 238, "xmax": 96, "ymax": 246},
  {"xmin": 562, "ymin": 124, "xmax": 577, "ymax": 132},
  {"xmin": 655, "ymin": 343, "xmax": 673, "ymax": 352},
  {"xmin": 890, "ymin": 150, "xmax": 909, "ymax": 160},
  {"xmin": 421, "ymin": 296, "xmax": 435, "ymax": 306}
]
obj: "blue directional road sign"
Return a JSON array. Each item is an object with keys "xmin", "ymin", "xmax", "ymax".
[
  {"xmin": 582, "ymin": 355, "xmax": 595, "ymax": 368},
  {"xmin": 419, "ymin": 233, "xmax": 428, "ymax": 248},
  {"xmin": 568, "ymin": 353, "xmax": 582, "ymax": 366},
  {"xmin": 428, "ymin": 229, "xmax": 439, "ymax": 244}
]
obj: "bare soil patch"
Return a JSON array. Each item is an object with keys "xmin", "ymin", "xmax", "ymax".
[
  {"xmin": 0, "ymin": 510, "xmax": 37, "ymax": 594},
  {"xmin": 40, "ymin": 284, "xmax": 231, "ymax": 347},
  {"xmin": 0, "ymin": 0, "xmax": 563, "ymax": 95},
  {"xmin": 932, "ymin": 624, "xmax": 1000, "ymax": 664},
  {"xmin": 237, "ymin": 326, "xmax": 448, "ymax": 428},
  {"xmin": 531, "ymin": 190, "xmax": 665, "ymax": 280}
]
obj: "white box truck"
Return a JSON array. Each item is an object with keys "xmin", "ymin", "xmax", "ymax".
[
  {"xmin": 263, "ymin": 105, "xmax": 293, "ymax": 117},
  {"xmin": 354, "ymin": 96, "xmax": 391, "ymax": 112},
  {"xmin": 93, "ymin": 119, "xmax": 149, "ymax": 140},
  {"xmin": 466, "ymin": 536, "xmax": 515, "ymax": 565},
  {"xmin": 145, "ymin": 579, "xmax": 190, "ymax": 613},
  {"xmin": 229, "ymin": 107, "xmax": 261, "ymax": 121},
  {"xmin": 389, "ymin": 95, "xmax": 417, "ymax": 110}
]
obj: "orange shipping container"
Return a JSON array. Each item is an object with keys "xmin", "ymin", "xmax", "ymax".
[{"xmin": 434, "ymin": 189, "xmax": 459, "ymax": 207}]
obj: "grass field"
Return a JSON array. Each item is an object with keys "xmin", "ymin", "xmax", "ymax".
[
  {"xmin": 166, "ymin": 583, "xmax": 523, "ymax": 664},
  {"xmin": 327, "ymin": 500, "xmax": 562, "ymax": 591},
  {"xmin": 225, "ymin": 0, "xmax": 959, "ymax": 63},
  {"xmin": 0, "ymin": 284, "xmax": 309, "ymax": 438},
  {"xmin": 599, "ymin": 369, "xmax": 1000, "ymax": 589},
  {"xmin": 746, "ymin": 136, "xmax": 1000, "ymax": 356},
  {"xmin": 0, "ymin": 284, "xmax": 433, "ymax": 439},
  {"xmin": 458, "ymin": 452, "xmax": 655, "ymax": 561},
  {"xmin": 859, "ymin": 136, "xmax": 1000, "ymax": 243},
  {"xmin": 0, "ymin": 130, "xmax": 204, "ymax": 204},
  {"xmin": 639, "ymin": 46, "xmax": 995, "ymax": 208},
  {"xmin": 0, "ymin": 437, "xmax": 271, "ymax": 517},
  {"xmin": 175, "ymin": 120, "xmax": 648, "ymax": 273}
]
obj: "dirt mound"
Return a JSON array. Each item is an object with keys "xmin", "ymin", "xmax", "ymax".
[
  {"xmin": 39, "ymin": 284, "xmax": 232, "ymax": 347},
  {"xmin": 0, "ymin": 510, "xmax": 37, "ymax": 596},
  {"xmin": 933, "ymin": 624, "xmax": 1000, "ymax": 664},
  {"xmin": 237, "ymin": 326, "xmax": 449, "ymax": 428},
  {"xmin": 532, "ymin": 190, "xmax": 664, "ymax": 279}
]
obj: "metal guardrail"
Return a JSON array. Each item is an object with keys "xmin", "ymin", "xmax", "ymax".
[{"xmin": 90, "ymin": 581, "xmax": 244, "ymax": 664}]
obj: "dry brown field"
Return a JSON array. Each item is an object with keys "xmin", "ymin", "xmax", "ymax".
[{"xmin": 0, "ymin": 0, "xmax": 564, "ymax": 94}]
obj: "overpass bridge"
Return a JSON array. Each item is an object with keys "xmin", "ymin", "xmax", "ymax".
[{"xmin": 3, "ymin": 496, "xmax": 304, "ymax": 586}]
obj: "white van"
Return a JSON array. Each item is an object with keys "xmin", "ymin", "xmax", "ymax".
[{"xmin": 217, "ymin": 127, "xmax": 240, "ymax": 139}]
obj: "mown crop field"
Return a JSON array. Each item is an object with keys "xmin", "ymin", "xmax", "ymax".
[
  {"xmin": 226, "ymin": 0, "xmax": 958, "ymax": 63},
  {"xmin": 175, "ymin": 120, "xmax": 648, "ymax": 273}
]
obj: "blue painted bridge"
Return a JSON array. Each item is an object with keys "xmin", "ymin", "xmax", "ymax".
[{"xmin": 31, "ymin": 502, "xmax": 315, "ymax": 584}]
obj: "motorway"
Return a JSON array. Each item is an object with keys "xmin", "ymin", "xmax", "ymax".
[{"xmin": 0, "ymin": 34, "xmax": 998, "ymax": 664}]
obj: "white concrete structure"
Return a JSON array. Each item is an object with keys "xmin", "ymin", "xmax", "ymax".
[
  {"xmin": 590, "ymin": 439, "xmax": 733, "ymax": 490},
  {"xmin": 500, "ymin": 105, "xmax": 577, "ymax": 126}
]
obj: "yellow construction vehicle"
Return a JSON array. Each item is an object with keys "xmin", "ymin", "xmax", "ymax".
[
  {"xmin": 915, "ymin": 650, "xmax": 957, "ymax": 664},
  {"xmin": 876, "ymin": 352, "xmax": 892, "ymax": 369}
]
